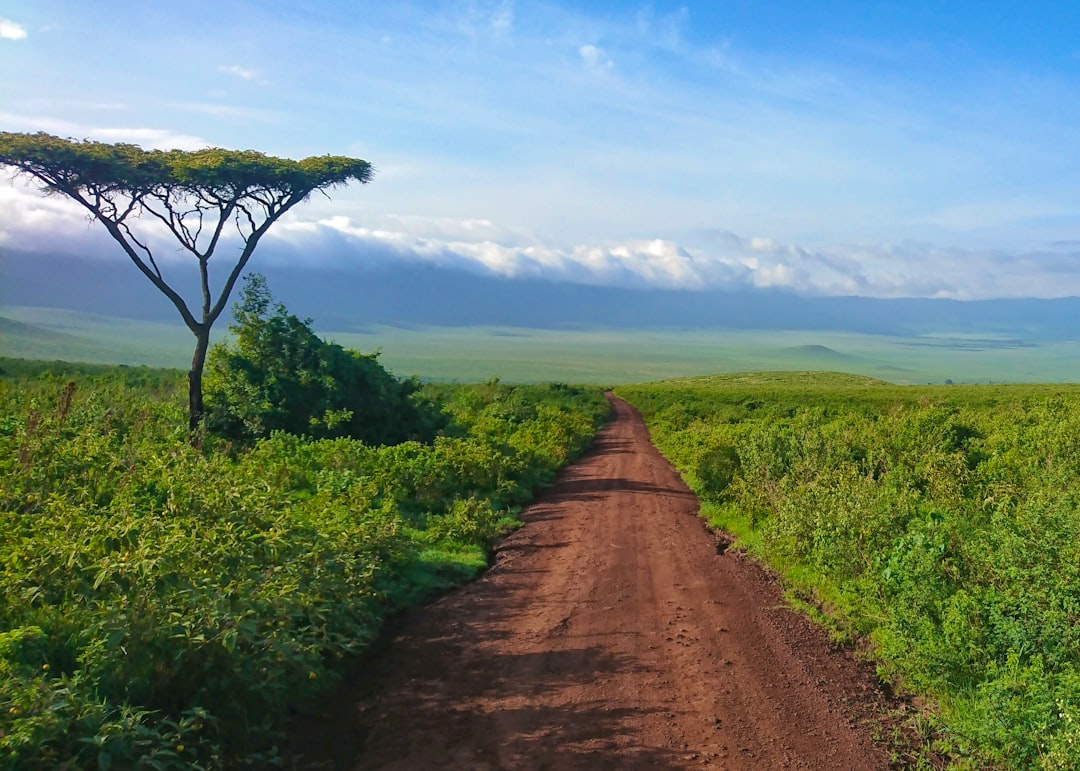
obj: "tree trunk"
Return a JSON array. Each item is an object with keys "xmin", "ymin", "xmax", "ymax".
[{"xmin": 188, "ymin": 326, "xmax": 211, "ymax": 441}]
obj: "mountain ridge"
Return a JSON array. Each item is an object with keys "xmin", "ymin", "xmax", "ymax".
[{"xmin": 3, "ymin": 247, "xmax": 1078, "ymax": 341}]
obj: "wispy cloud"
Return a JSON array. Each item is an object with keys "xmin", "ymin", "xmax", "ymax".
[
  {"xmin": 448, "ymin": 0, "xmax": 516, "ymax": 39},
  {"xmin": 170, "ymin": 101, "xmax": 280, "ymax": 122},
  {"xmin": 13, "ymin": 98, "xmax": 130, "ymax": 112},
  {"xmin": 579, "ymin": 44, "xmax": 614, "ymax": 75},
  {"xmin": 490, "ymin": 1, "xmax": 514, "ymax": 33},
  {"xmin": 634, "ymin": 5, "xmax": 690, "ymax": 52},
  {"xmin": 0, "ymin": 17, "xmax": 27, "ymax": 40},
  {"xmin": 217, "ymin": 65, "xmax": 260, "ymax": 81},
  {"xmin": 0, "ymin": 112, "xmax": 208, "ymax": 150}
]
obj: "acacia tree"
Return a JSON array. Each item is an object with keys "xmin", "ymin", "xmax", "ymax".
[{"xmin": 0, "ymin": 131, "xmax": 373, "ymax": 436}]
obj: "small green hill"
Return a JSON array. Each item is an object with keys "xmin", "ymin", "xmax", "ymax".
[
  {"xmin": 782, "ymin": 343, "xmax": 851, "ymax": 359},
  {"xmin": 0, "ymin": 308, "xmax": 197, "ymax": 367},
  {"xmin": 0, "ymin": 315, "xmax": 123, "ymax": 362},
  {"xmin": 638, "ymin": 371, "xmax": 892, "ymax": 389}
]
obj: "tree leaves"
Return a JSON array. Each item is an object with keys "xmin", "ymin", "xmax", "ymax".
[{"xmin": 0, "ymin": 132, "xmax": 373, "ymax": 197}]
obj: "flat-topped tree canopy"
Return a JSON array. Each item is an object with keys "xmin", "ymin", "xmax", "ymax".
[
  {"xmin": 0, "ymin": 131, "xmax": 372, "ymax": 196},
  {"xmin": 0, "ymin": 131, "xmax": 374, "ymax": 437}
]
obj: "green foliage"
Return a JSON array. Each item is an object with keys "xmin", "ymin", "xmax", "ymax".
[
  {"xmin": 0, "ymin": 356, "xmax": 184, "ymax": 383},
  {"xmin": 204, "ymin": 275, "xmax": 441, "ymax": 444},
  {"xmin": 0, "ymin": 132, "xmax": 373, "ymax": 196},
  {"xmin": 619, "ymin": 374, "xmax": 1080, "ymax": 769},
  {"xmin": 693, "ymin": 443, "xmax": 741, "ymax": 501},
  {"xmin": 0, "ymin": 362, "xmax": 608, "ymax": 768}
]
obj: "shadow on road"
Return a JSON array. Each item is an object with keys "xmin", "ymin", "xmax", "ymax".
[{"xmin": 287, "ymin": 576, "xmax": 688, "ymax": 770}]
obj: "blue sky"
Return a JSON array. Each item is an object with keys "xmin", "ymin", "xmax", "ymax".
[{"xmin": 2, "ymin": 1, "xmax": 1080, "ymax": 299}]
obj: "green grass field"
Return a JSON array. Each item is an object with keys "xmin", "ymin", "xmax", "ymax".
[{"xmin": 4, "ymin": 305, "xmax": 1080, "ymax": 384}]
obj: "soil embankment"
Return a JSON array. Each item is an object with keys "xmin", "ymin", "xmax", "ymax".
[{"xmin": 287, "ymin": 396, "xmax": 893, "ymax": 769}]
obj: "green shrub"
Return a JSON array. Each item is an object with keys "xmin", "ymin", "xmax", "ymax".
[
  {"xmin": 693, "ymin": 443, "xmax": 741, "ymax": 500},
  {"xmin": 204, "ymin": 274, "xmax": 442, "ymax": 445}
]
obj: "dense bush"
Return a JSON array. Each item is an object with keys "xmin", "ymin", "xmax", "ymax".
[
  {"xmin": 204, "ymin": 274, "xmax": 442, "ymax": 445},
  {"xmin": 620, "ymin": 374, "xmax": 1080, "ymax": 769},
  {"xmin": 0, "ymin": 364, "xmax": 608, "ymax": 768}
]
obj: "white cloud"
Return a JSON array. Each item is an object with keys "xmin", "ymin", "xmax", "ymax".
[
  {"xmin": 635, "ymin": 6, "xmax": 689, "ymax": 51},
  {"xmin": 88, "ymin": 127, "xmax": 208, "ymax": 150},
  {"xmin": 0, "ymin": 186, "xmax": 86, "ymax": 230},
  {"xmin": 0, "ymin": 186, "xmax": 124, "ymax": 258},
  {"xmin": 0, "ymin": 17, "xmax": 27, "ymax": 40},
  {"xmin": 264, "ymin": 216, "xmax": 801, "ymax": 292},
  {"xmin": 579, "ymin": 44, "xmax": 614, "ymax": 75},
  {"xmin": 259, "ymin": 213, "xmax": 1080, "ymax": 300},
  {"xmin": 0, "ymin": 112, "xmax": 208, "ymax": 150},
  {"xmin": 217, "ymin": 65, "xmax": 260, "ymax": 81}
]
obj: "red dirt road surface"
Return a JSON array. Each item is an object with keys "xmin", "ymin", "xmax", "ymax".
[{"xmin": 287, "ymin": 396, "xmax": 894, "ymax": 769}]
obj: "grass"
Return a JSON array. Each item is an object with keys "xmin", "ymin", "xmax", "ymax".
[{"xmin": 0, "ymin": 307, "xmax": 212, "ymax": 368}]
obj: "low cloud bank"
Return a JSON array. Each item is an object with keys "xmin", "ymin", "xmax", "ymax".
[
  {"xmin": 265, "ymin": 214, "xmax": 1080, "ymax": 301},
  {"xmin": 3, "ymin": 186, "xmax": 1080, "ymax": 301}
]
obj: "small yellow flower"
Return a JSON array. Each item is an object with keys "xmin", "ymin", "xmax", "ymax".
[
  {"xmin": 308, "ymin": 670, "xmax": 318, "ymax": 680},
  {"xmin": 41, "ymin": 663, "xmax": 50, "ymax": 671},
  {"xmin": 176, "ymin": 744, "xmax": 184, "ymax": 753}
]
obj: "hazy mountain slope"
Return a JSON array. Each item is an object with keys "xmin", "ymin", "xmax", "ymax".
[{"xmin": 3, "ymin": 247, "xmax": 1078, "ymax": 340}]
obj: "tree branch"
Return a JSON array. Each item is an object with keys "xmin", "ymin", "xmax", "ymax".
[
  {"xmin": 117, "ymin": 219, "xmax": 164, "ymax": 281},
  {"xmin": 141, "ymin": 191, "xmax": 204, "ymax": 257},
  {"xmin": 207, "ymin": 192, "xmax": 305, "ymax": 326},
  {"xmin": 203, "ymin": 199, "xmax": 237, "ymax": 261}
]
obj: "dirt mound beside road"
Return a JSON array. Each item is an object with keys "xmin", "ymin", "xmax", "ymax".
[{"xmin": 287, "ymin": 396, "xmax": 896, "ymax": 769}]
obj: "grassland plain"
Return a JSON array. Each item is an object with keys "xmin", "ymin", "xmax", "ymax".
[
  {"xmin": 5, "ymin": 306, "xmax": 1080, "ymax": 384},
  {"xmin": 0, "ymin": 361, "xmax": 609, "ymax": 768},
  {"xmin": 619, "ymin": 373, "xmax": 1080, "ymax": 769}
]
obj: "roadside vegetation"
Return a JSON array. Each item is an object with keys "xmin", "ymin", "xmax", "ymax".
[
  {"xmin": 619, "ymin": 373, "xmax": 1080, "ymax": 769},
  {"xmin": 0, "ymin": 287, "xmax": 608, "ymax": 768}
]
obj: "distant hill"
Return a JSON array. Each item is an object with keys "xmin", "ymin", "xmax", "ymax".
[
  {"xmin": 0, "ymin": 315, "xmax": 74, "ymax": 343},
  {"xmin": 0, "ymin": 307, "xmax": 201, "ymax": 367},
  {"xmin": 782, "ymin": 344, "xmax": 851, "ymax": 360},
  {"xmin": 3, "ymin": 246, "xmax": 1079, "ymax": 340},
  {"xmin": 0, "ymin": 314, "xmax": 115, "ymax": 361}
]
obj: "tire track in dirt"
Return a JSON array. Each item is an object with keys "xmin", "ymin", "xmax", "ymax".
[{"xmin": 286, "ymin": 395, "xmax": 893, "ymax": 769}]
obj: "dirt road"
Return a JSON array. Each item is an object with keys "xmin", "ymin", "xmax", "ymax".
[{"xmin": 288, "ymin": 396, "xmax": 894, "ymax": 769}]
